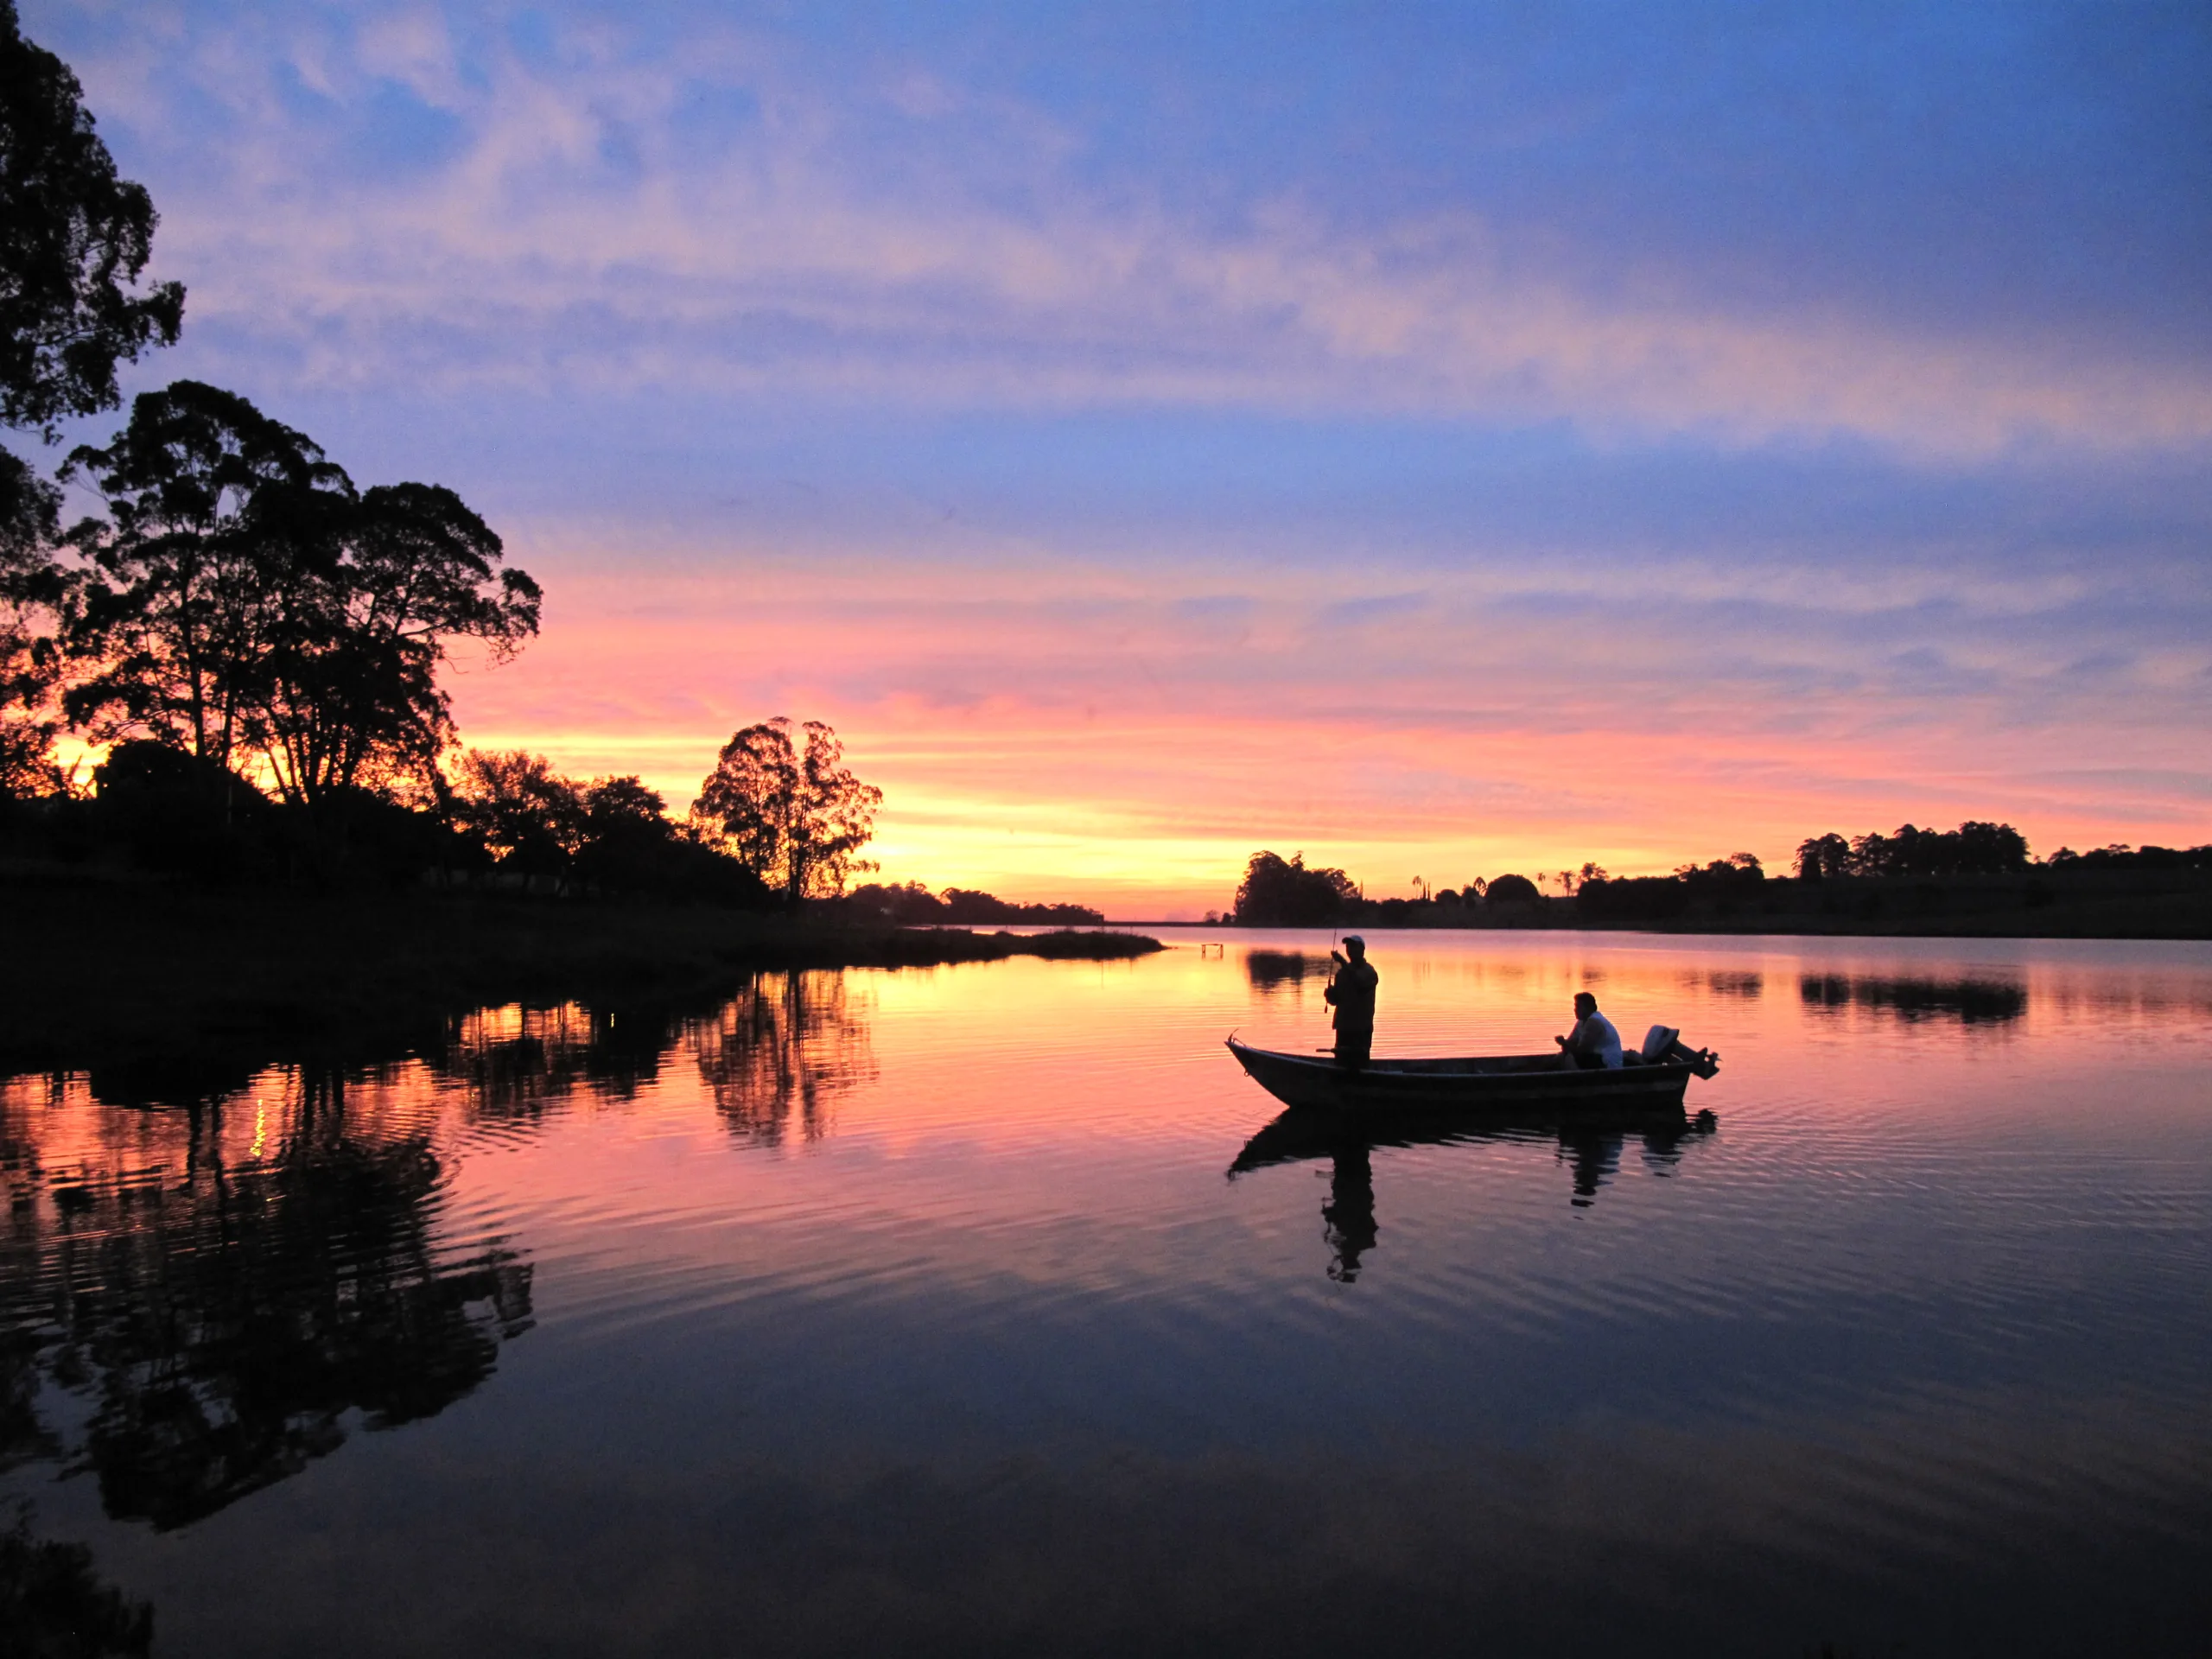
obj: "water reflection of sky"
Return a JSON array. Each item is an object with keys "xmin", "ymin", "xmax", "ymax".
[{"xmin": 3, "ymin": 934, "xmax": 2210, "ymax": 1656}]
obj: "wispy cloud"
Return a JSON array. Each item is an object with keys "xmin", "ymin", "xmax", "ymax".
[
  {"xmin": 26, "ymin": 1, "xmax": 2209, "ymax": 910},
  {"xmin": 436, "ymin": 544, "xmax": 2211, "ymax": 906},
  {"xmin": 51, "ymin": 3, "xmax": 2212, "ymax": 457}
]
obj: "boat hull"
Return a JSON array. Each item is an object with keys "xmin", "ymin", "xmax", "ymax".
[{"xmin": 1225, "ymin": 1036, "xmax": 1700, "ymax": 1112}]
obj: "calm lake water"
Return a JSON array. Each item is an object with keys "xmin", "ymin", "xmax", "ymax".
[{"xmin": 5, "ymin": 930, "xmax": 2209, "ymax": 1656}]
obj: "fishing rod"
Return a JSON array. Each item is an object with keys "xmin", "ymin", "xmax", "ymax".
[{"xmin": 1321, "ymin": 925, "xmax": 1341, "ymax": 1049}]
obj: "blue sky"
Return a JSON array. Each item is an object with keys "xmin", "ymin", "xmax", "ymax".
[{"xmin": 25, "ymin": 0, "xmax": 2212, "ymax": 908}]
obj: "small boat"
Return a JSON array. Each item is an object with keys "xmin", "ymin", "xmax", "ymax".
[{"xmin": 1225, "ymin": 1029, "xmax": 1719, "ymax": 1114}]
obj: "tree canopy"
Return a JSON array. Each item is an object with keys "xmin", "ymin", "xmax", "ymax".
[
  {"xmin": 0, "ymin": 0, "xmax": 184, "ymax": 437},
  {"xmin": 1796, "ymin": 821, "xmax": 2029, "ymax": 880},
  {"xmin": 846, "ymin": 880, "xmax": 1103, "ymax": 926},
  {"xmin": 691, "ymin": 718, "xmax": 882, "ymax": 903},
  {"xmin": 2, "ymin": 0, "xmax": 184, "ymax": 790},
  {"xmin": 255, "ymin": 482, "xmax": 539, "ymax": 805},
  {"xmin": 63, "ymin": 380, "xmax": 352, "ymax": 770},
  {"xmin": 1232, "ymin": 850, "xmax": 1359, "ymax": 924},
  {"xmin": 63, "ymin": 381, "xmax": 539, "ymax": 804},
  {"xmin": 0, "ymin": 437, "xmax": 60, "ymax": 792}
]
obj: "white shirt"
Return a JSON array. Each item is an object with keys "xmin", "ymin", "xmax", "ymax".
[{"xmin": 1572, "ymin": 1011, "xmax": 1624, "ymax": 1068}]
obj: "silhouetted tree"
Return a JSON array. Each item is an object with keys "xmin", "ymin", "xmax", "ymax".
[
  {"xmin": 0, "ymin": 459, "xmax": 62, "ymax": 794},
  {"xmin": 573, "ymin": 773, "xmax": 767, "ymax": 902},
  {"xmin": 63, "ymin": 385, "xmax": 537, "ymax": 824},
  {"xmin": 1672, "ymin": 851, "xmax": 1762, "ymax": 881},
  {"xmin": 573, "ymin": 774, "xmax": 669, "ymax": 884},
  {"xmin": 1795, "ymin": 832, "xmax": 1851, "ymax": 880},
  {"xmin": 848, "ymin": 879, "xmax": 946, "ymax": 923},
  {"xmin": 438, "ymin": 753, "xmax": 772, "ymax": 903},
  {"xmin": 1232, "ymin": 850, "xmax": 1358, "ymax": 924},
  {"xmin": 2048, "ymin": 842, "xmax": 2212, "ymax": 871},
  {"xmin": 449, "ymin": 749, "xmax": 586, "ymax": 883},
  {"xmin": 61, "ymin": 382, "xmax": 351, "ymax": 772},
  {"xmin": 1842, "ymin": 821, "xmax": 2029, "ymax": 878},
  {"xmin": 692, "ymin": 718, "xmax": 881, "ymax": 905},
  {"xmin": 254, "ymin": 483, "xmax": 538, "ymax": 808},
  {"xmin": 0, "ymin": 2, "xmax": 183, "ymax": 440},
  {"xmin": 939, "ymin": 886, "xmax": 1103, "ymax": 925},
  {"xmin": 89, "ymin": 738, "xmax": 269, "ymax": 878},
  {"xmin": 1483, "ymin": 873, "xmax": 1541, "ymax": 904},
  {"xmin": 2, "ymin": 0, "xmax": 185, "ymax": 796}
]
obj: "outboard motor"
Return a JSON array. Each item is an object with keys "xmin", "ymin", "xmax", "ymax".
[{"xmin": 1641, "ymin": 1025, "xmax": 1721, "ymax": 1079}]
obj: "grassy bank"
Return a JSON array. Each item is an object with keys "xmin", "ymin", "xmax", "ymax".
[{"xmin": 0, "ymin": 870, "xmax": 1162, "ymax": 1078}]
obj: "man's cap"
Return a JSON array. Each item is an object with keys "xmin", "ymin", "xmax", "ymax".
[{"xmin": 1341, "ymin": 935, "xmax": 1366, "ymax": 950}]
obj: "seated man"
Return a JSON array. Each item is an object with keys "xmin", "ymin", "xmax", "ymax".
[
  {"xmin": 1554, "ymin": 990, "xmax": 1623, "ymax": 1070},
  {"xmin": 1324, "ymin": 936, "xmax": 1378, "ymax": 1068}
]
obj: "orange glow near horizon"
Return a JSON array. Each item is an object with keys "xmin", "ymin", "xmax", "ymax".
[
  {"xmin": 422, "ymin": 547, "xmax": 2211, "ymax": 918},
  {"xmin": 30, "ymin": 0, "xmax": 2211, "ymax": 923},
  {"xmin": 44, "ymin": 544, "xmax": 2206, "ymax": 921}
]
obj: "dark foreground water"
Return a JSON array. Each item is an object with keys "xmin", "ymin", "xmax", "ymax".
[{"xmin": 3, "ymin": 931, "xmax": 2209, "ymax": 1656}]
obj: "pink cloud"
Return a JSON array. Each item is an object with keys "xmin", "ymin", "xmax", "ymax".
[{"xmin": 438, "ymin": 549, "xmax": 2211, "ymax": 915}]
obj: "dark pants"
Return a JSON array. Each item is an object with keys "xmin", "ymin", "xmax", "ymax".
[{"xmin": 1335, "ymin": 1027, "xmax": 1372, "ymax": 1069}]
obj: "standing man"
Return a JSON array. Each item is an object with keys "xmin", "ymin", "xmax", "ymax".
[
  {"xmin": 1325, "ymin": 936, "xmax": 1379, "ymax": 1068},
  {"xmin": 1555, "ymin": 990, "xmax": 1624, "ymax": 1069}
]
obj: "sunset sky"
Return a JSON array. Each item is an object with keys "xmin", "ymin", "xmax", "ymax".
[{"xmin": 28, "ymin": 1, "xmax": 2212, "ymax": 915}]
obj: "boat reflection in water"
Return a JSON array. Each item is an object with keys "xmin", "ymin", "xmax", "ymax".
[{"xmin": 1228, "ymin": 1103, "xmax": 1719, "ymax": 1278}]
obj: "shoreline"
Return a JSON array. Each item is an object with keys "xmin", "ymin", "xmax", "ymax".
[
  {"xmin": 1114, "ymin": 917, "xmax": 2212, "ymax": 939},
  {"xmin": 1, "ymin": 873, "xmax": 1160, "ymax": 1081},
  {"xmin": 1106, "ymin": 887, "xmax": 2212, "ymax": 940},
  {"xmin": 9, "ymin": 865, "xmax": 2205, "ymax": 1089}
]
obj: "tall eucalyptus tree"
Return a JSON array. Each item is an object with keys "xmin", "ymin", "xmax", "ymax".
[
  {"xmin": 67, "ymin": 382, "xmax": 539, "ymax": 815},
  {"xmin": 256, "ymin": 482, "xmax": 539, "ymax": 807},
  {"xmin": 63, "ymin": 380, "xmax": 351, "ymax": 774},
  {"xmin": 1, "ymin": 0, "xmax": 185, "ymax": 790},
  {"xmin": 692, "ymin": 719, "xmax": 882, "ymax": 905}
]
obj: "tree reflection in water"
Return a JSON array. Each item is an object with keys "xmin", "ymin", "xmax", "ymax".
[
  {"xmin": 443, "ymin": 1001, "xmax": 680, "ymax": 1120},
  {"xmin": 1244, "ymin": 950, "xmax": 1329, "ymax": 997},
  {"xmin": 0, "ymin": 1508, "xmax": 154, "ymax": 1656},
  {"xmin": 0, "ymin": 971, "xmax": 868, "ymax": 1626},
  {"xmin": 0, "ymin": 1068, "xmax": 531, "ymax": 1533},
  {"xmin": 1799, "ymin": 972, "xmax": 2027, "ymax": 1025},
  {"xmin": 692, "ymin": 971, "xmax": 877, "ymax": 1145}
]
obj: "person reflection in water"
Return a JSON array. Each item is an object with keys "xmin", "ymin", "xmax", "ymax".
[
  {"xmin": 1322, "ymin": 1142, "xmax": 1377, "ymax": 1281},
  {"xmin": 1560, "ymin": 1128, "xmax": 1624, "ymax": 1208},
  {"xmin": 1554, "ymin": 990, "xmax": 1623, "ymax": 1070},
  {"xmin": 1325, "ymin": 936, "xmax": 1378, "ymax": 1068}
]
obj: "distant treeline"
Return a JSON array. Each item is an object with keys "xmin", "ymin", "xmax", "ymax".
[
  {"xmin": 842, "ymin": 880, "xmax": 1105, "ymax": 927},
  {"xmin": 1221, "ymin": 828, "xmax": 2212, "ymax": 929}
]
